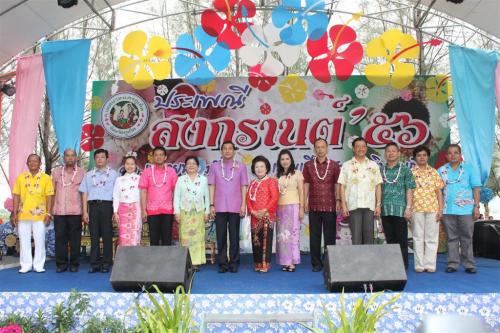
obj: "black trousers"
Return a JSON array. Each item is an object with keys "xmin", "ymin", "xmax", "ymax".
[
  {"xmin": 54, "ymin": 215, "xmax": 82, "ymax": 268},
  {"xmin": 215, "ymin": 212, "xmax": 240, "ymax": 269},
  {"xmin": 382, "ymin": 215, "xmax": 408, "ymax": 269},
  {"xmin": 309, "ymin": 211, "xmax": 336, "ymax": 268},
  {"xmin": 88, "ymin": 201, "xmax": 113, "ymax": 269},
  {"xmin": 148, "ymin": 214, "xmax": 173, "ymax": 246}
]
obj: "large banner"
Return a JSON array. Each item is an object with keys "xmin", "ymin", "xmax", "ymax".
[{"xmin": 89, "ymin": 76, "xmax": 450, "ymax": 251}]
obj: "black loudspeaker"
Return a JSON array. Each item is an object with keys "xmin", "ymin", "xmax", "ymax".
[
  {"xmin": 110, "ymin": 246, "xmax": 193, "ymax": 292},
  {"xmin": 473, "ymin": 220, "xmax": 500, "ymax": 260},
  {"xmin": 323, "ymin": 244, "xmax": 407, "ymax": 292}
]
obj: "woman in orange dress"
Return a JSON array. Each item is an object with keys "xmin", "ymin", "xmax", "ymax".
[{"xmin": 246, "ymin": 155, "xmax": 279, "ymax": 273}]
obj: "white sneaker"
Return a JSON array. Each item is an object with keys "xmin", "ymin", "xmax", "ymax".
[
  {"xmin": 19, "ymin": 268, "xmax": 31, "ymax": 274},
  {"xmin": 34, "ymin": 268, "xmax": 46, "ymax": 273}
]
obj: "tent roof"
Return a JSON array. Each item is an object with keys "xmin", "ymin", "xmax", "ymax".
[
  {"xmin": 407, "ymin": 0, "xmax": 499, "ymax": 40},
  {"xmin": 0, "ymin": 0, "xmax": 125, "ymax": 66},
  {"xmin": 0, "ymin": 0, "xmax": 499, "ymax": 68}
]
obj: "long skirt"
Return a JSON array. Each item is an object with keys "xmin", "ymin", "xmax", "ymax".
[
  {"xmin": 179, "ymin": 209, "xmax": 206, "ymax": 265},
  {"xmin": 251, "ymin": 216, "xmax": 274, "ymax": 271},
  {"xmin": 117, "ymin": 202, "xmax": 142, "ymax": 246},
  {"xmin": 276, "ymin": 204, "xmax": 301, "ymax": 266}
]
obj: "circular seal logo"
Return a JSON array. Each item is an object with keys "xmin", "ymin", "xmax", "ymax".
[{"xmin": 100, "ymin": 92, "xmax": 149, "ymax": 139}]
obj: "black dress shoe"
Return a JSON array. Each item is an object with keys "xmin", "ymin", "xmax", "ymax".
[
  {"xmin": 218, "ymin": 266, "xmax": 228, "ymax": 273},
  {"xmin": 465, "ymin": 267, "xmax": 477, "ymax": 274},
  {"xmin": 101, "ymin": 267, "xmax": 110, "ymax": 273},
  {"xmin": 56, "ymin": 267, "xmax": 67, "ymax": 273},
  {"xmin": 69, "ymin": 266, "xmax": 79, "ymax": 273},
  {"xmin": 229, "ymin": 267, "xmax": 238, "ymax": 273},
  {"xmin": 445, "ymin": 267, "xmax": 457, "ymax": 273},
  {"xmin": 312, "ymin": 266, "xmax": 323, "ymax": 272},
  {"xmin": 88, "ymin": 267, "xmax": 100, "ymax": 273}
]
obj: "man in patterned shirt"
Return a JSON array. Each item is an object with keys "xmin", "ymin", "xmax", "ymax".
[{"xmin": 303, "ymin": 138, "xmax": 340, "ymax": 272}]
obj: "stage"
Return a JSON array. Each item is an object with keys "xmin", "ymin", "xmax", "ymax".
[{"xmin": 0, "ymin": 254, "xmax": 499, "ymax": 332}]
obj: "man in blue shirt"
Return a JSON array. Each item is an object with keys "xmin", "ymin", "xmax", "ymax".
[
  {"xmin": 79, "ymin": 149, "xmax": 118, "ymax": 273},
  {"xmin": 438, "ymin": 144, "xmax": 480, "ymax": 274}
]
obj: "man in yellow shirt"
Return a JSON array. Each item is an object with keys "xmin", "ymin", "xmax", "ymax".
[{"xmin": 12, "ymin": 154, "xmax": 54, "ymax": 273}]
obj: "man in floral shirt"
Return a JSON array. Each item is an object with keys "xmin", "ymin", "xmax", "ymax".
[
  {"xmin": 12, "ymin": 154, "xmax": 54, "ymax": 273},
  {"xmin": 338, "ymin": 138, "xmax": 383, "ymax": 245},
  {"xmin": 438, "ymin": 144, "xmax": 480, "ymax": 274}
]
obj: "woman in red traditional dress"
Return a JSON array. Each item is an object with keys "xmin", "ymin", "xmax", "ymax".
[{"xmin": 246, "ymin": 155, "xmax": 279, "ymax": 273}]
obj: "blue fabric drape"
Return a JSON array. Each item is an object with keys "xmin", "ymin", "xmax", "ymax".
[
  {"xmin": 42, "ymin": 39, "xmax": 91, "ymax": 156},
  {"xmin": 449, "ymin": 45, "xmax": 500, "ymax": 185}
]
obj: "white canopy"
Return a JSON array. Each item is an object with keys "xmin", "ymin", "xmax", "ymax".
[
  {"xmin": 408, "ymin": 0, "xmax": 500, "ymax": 40},
  {"xmin": 0, "ymin": 0, "xmax": 499, "ymax": 68},
  {"xmin": 0, "ymin": 0, "xmax": 125, "ymax": 67}
]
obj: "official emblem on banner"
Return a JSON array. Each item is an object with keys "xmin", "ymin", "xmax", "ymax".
[{"xmin": 100, "ymin": 92, "xmax": 149, "ymax": 139}]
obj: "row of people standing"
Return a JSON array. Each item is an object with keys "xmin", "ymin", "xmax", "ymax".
[{"xmin": 11, "ymin": 139, "xmax": 480, "ymax": 275}]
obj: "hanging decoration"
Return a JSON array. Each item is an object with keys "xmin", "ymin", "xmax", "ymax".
[
  {"xmin": 240, "ymin": 23, "xmax": 300, "ymax": 76},
  {"xmin": 426, "ymin": 74, "xmax": 451, "ymax": 103},
  {"xmin": 118, "ymin": 31, "xmax": 172, "ymax": 90},
  {"xmin": 306, "ymin": 13, "xmax": 363, "ymax": 83},
  {"xmin": 365, "ymin": 29, "xmax": 442, "ymax": 89},
  {"xmin": 201, "ymin": 0, "xmax": 256, "ymax": 50},
  {"xmin": 271, "ymin": 0, "xmax": 328, "ymax": 45},
  {"xmin": 248, "ymin": 64, "xmax": 278, "ymax": 92},
  {"xmin": 174, "ymin": 26, "xmax": 231, "ymax": 85},
  {"xmin": 114, "ymin": 2, "xmax": 450, "ymax": 89}
]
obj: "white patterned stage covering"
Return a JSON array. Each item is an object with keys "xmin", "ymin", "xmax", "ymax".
[{"xmin": 0, "ymin": 292, "xmax": 499, "ymax": 332}]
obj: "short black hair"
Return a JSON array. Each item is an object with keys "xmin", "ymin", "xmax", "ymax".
[
  {"xmin": 94, "ymin": 149, "xmax": 108, "ymax": 159},
  {"xmin": 381, "ymin": 98, "xmax": 431, "ymax": 144},
  {"xmin": 185, "ymin": 155, "xmax": 199, "ymax": 166},
  {"xmin": 152, "ymin": 146, "xmax": 167, "ymax": 155},
  {"xmin": 251, "ymin": 155, "xmax": 271, "ymax": 175},
  {"xmin": 413, "ymin": 145, "xmax": 431, "ymax": 158},
  {"xmin": 385, "ymin": 142, "xmax": 399, "ymax": 150},
  {"xmin": 352, "ymin": 137, "xmax": 367, "ymax": 148},
  {"xmin": 314, "ymin": 138, "xmax": 328, "ymax": 147},
  {"xmin": 26, "ymin": 154, "xmax": 41, "ymax": 163},
  {"xmin": 276, "ymin": 149, "xmax": 296, "ymax": 178},
  {"xmin": 448, "ymin": 144, "xmax": 462, "ymax": 154},
  {"xmin": 221, "ymin": 141, "xmax": 236, "ymax": 150}
]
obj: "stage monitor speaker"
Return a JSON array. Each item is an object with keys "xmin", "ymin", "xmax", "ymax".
[
  {"xmin": 110, "ymin": 246, "xmax": 193, "ymax": 292},
  {"xmin": 473, "ymin": 220, "xmax": 500, "ymax": 260},
  {"xmin": 323, "ymin": 244, "xmax": 407, "ymax": 292}
]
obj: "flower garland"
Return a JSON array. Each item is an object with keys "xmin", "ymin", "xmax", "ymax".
[
  {"xmin": 91, "ymin": 167, "xmax": 110, "ymax": 187},
  {"xmin": 249, "ymin": 176, "xmax": 267, "ymax": 201},
  {"xmin": 184, "ymin": 175, "xmax": 201, "ymax": 198},
  {"xmin": 221, "ymin": 159, "xmax": 236, "ymax": 181},
  {"xmin": 278, "ymin": 174, "xmax": 291, "ymax": 194},
  {"xmin": 61, "ymin": 166, "xmax": 78, "ymax": 187},
  {"xmin": 121, "ymin": 173, "xmax": 139, "ymax": 200},
  {"xmin": 152, "ymin": 164, "xmax": 168, "ymax": 187},
  {"xmin": 413, "ymin": 165, "xmax": 434, "ymax": 188},
  {"xmin": 314, "ymin": 157, "xmax": 330, "ymax": 181},
  {"xmin": 25, "ymin": 172, "xmax": 42, "ymax": 194},
  {"xmin": 382, "ymin": 163, "xmax": 402, "ymax": 184},
  {"xmin": 441, "ymin": 164, "xmax": 464, "ymax": 184}
]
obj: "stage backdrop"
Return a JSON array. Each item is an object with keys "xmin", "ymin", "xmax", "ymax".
[{"xmin": 89, "ymin": 76, "xmax": 450, "ymax": 251}]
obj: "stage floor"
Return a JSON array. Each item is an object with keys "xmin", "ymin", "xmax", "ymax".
[{"xmin": 1, "ymin": 253, "xmax": 499, "ymax": 294}]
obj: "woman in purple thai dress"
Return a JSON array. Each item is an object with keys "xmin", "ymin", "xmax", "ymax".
[{"xmin": 276, "ymin": 150, "xmax": 304, "ymax": 272}]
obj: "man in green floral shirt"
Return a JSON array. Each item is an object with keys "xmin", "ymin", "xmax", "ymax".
[{"xmin": 380, "ymin": 143, "xmax": 416, "ymax": 269}]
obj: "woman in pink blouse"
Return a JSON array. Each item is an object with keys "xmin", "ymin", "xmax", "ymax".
[{"xmin": 246, "ymin": 155, "xmax": 279, "ymax": 273}]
